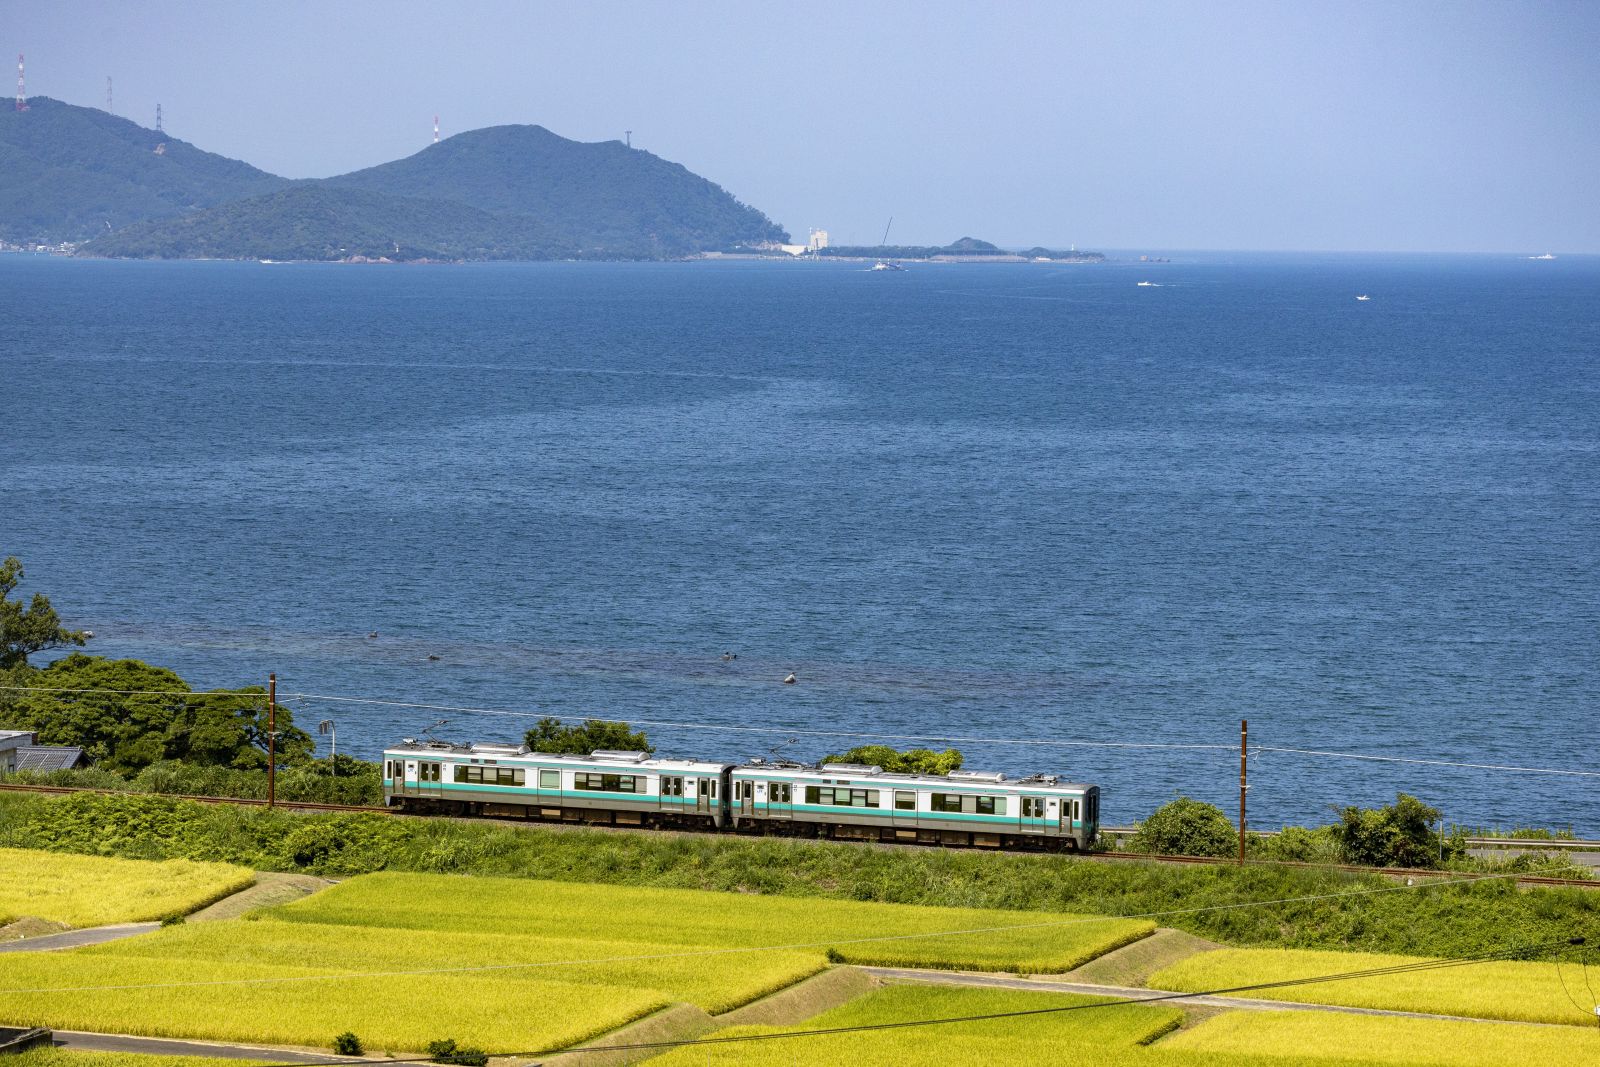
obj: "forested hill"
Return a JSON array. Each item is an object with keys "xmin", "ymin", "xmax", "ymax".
[
  {"xmin": 326, "ymin": 125, "xmax": 787, "ymax": 255},
  {"xmin": 0, "ymin": 97, "xmax": 288, "ymax": 243},
  {"xmin": 85, "ymin": 185, "xmax": 578, "ymax": 263}
]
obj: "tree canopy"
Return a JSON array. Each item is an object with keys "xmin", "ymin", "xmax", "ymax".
[
  {"xmin": 1, "ymin": 556, "xmax": 87, "ymax": 671},
  {"xmin": 524, "ymin": 717, "xmax": 653, "ymax": 755},
  {"xmin": 5, "ymin": 653, "xmax": 313, "ymax": 773},
  {"xmin": 820, "ymin": 744, "xmax": 963, "ymax": 775},
  {"xmin": 1331, "ymin": 793, "xmax": 1452, "ymax": 869}
]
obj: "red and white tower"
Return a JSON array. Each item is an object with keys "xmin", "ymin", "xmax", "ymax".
[
  {"xmin": 433, "ymin": 115, "xmax": 439, "ymax": 144},
  {"xmin": 15, "ymin": 53, "xmax": 28, "ymax": 111}
]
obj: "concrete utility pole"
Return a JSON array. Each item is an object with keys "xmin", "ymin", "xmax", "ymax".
[
  {"xmin": 267, "ymin": 673, "xmax": 277, "ymax": 807},
  {"xmin": 1239, "ymin": 719, "xmax": 1249, "ymax": 865}
]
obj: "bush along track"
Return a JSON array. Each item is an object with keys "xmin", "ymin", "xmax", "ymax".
[{"xmin": 1, "ymin": 791, "xmax": 1596, "ymax": 959}]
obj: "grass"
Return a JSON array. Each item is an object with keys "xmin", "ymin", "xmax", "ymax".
[
  {"xmin": 1151, "ymin": 947, "xmax": 1599, "ymax": 1025},
  {"xmin": 264, "ymin": 872, "xmax": 1154, "ymax": 972},
  {"xmin": 4, "ymin": 790, "xmax": 1597, "ymax": 961},
  {"xmin": 1067, "ymin": 927, "xmax": 1221, "ymax": 986},
  {"xmin": 0, "ymin": 847, "xmax": 253, "ymax": 927},
  {"xmin": 642, "ymin": 984, "xmax": 1186, "ymax": 1066},
  {"xmin": 1164, "ymin": 1008, "xmax": 1600, "ymax": 1066}
]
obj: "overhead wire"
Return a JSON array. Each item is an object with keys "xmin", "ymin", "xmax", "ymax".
[
  {"xmin": 221, "ymin": 937, "xmax": 1588, "ymax": 1066},
  {"xmin": 0, "ymin": 860, "xmax": 1583, "ymax": 999}
]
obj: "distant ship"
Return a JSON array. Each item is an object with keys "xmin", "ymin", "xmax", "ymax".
[
  {"xmin": 1136, "ymin": 281, "xmax": 1158, "ymax": 287},
  {"xmin": 1528, "ymin": 253, "xmax": 1556, "ymax": 260},
  {"xmin": 870, "ymin": 260, "xmax": 905, "ymax": 272},
  {"xmin": 1356, "ymin": 294, "xmax": 1371, "ymax": 301}
]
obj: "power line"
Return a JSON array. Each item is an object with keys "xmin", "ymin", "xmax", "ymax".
[
  {"xmin": 234, "ymin": 937, "xmax": 1587, "ymax": 1066},
  {"xmin": 0, "ymin": 861, "xmax": 1580, "ymax": 999},
  {"xmin": 1257, "ymin": 745, "xmax": 1600, "ymax": 780}
]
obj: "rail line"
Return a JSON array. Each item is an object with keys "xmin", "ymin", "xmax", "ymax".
[{"xmin": 3, "ymin": 782, "xmax": 1596, "ymax": 888}]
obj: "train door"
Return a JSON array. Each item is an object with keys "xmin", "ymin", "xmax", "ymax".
[
  {"xmin": 1045, "ymin": 797, "xmax": 1061, "ymax": 836},
  {"xmin": 418, "ymin": 760, "xmax": 444, "ymax": 798},
  {"xmin": 1021, "ymin": 796, "xmax": 1047, "ymax": 834},
  {"xmin": 736, "ymin": 780, "xmax": 755, "ymax": 816},
  {"xmin": 398, "ymin": 759, "xmax": 419, "ymax": 796},
  {"xmin": 765, "ymin": 781, "xmax": 792, "ymax": 820},
  {"xmin": 695, "ymin": 777, "xmax": 714, "ymax": 814},
  {"xmin": 1061, "ymin": 797, "xmax": 1081, "ymax": 836}
]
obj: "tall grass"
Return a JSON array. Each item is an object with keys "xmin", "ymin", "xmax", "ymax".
[{"xmin": 0, "ymin": 848, "xmax": 253, "ymax": 927}]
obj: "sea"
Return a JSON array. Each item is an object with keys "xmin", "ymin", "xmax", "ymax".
[{"xmin": 4, "ymin": 251, "xmax": 1597, "ymax": 833}]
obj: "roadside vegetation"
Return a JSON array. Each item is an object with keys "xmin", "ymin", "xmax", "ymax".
[
  {"xmin": 0, "ymin": 847, "xmax": 253, "ymax": 927},
  {"xmin": 6, "ymin": 1053, "xmax": 269, "ymax": 1067},
  {"xmin": 2, "ymin": 791, "xmax": 1596, "ymax": 961}
]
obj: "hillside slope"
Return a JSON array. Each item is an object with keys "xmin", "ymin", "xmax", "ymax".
[
  {"xmin": 0, "ymin": 97, "xmax": 288, "ymax": 243},
  {"xmin": 82, "ymin": 184, "xmax": 575, "ymax": 262},
  {"xmin": 327, "ymin": 125, "xmax": 787, "ymax": 254}
]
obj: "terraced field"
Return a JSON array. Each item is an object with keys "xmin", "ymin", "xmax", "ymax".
[
  {"xmin": 642, "ymin": 984, "xmax": 1600, "ymax": 1066},
  {"xmin": 0, "ymin": 848, "xmax": 253, "ymax": 928},
  {"xmin": 1151, "ymin": 947, "xmax": 1599, "ymax": 1026},
  {"xmin": 0, "ymin": 871, "xmax": 1150, "ymax": 1053}
]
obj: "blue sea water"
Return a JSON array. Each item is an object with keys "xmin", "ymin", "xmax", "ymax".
[{"xmin": 4, "ymin": 252, "xmax": 1598, "ymax": 832}]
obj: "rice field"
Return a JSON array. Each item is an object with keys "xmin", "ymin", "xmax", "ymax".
[
  {"xmin": 1163, "ymin": 1008, "xmax": 1600, "ymax": 1066},
  {"xmin": 271, "ymin": 871, "xmax": 1154, "ymax": 972},
  {"xmin": 0, "ymin": 870, "xmax": 1148, "ymax": 1053},
  {"xmin": 0, "ymin": 848, "xmax": 254, "ymax": 927},
  {"xmin": 1150, "ymin": 947, "xmax": 1599, "ymax": 1026},
  {"xmin": 642, "ymin": 984, "xmax": 1186, "ymax": 1066}
]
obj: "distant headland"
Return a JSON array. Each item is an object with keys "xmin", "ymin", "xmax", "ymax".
[{"xmin": 0, "ymin": 97, "xmax": 1099, "ymax": 265}]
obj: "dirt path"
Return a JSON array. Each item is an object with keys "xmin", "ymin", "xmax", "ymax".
[
  {"xmin": 54, "ymin": 1029, "xmax": 371, "ymax": 1063},
  {"xmin": 0, "ymin": 923, "xmax": 159, "ymax": 954},
  {"xmin": 186, "ymin": 872, "xmax": 335, "ymax": 922}
]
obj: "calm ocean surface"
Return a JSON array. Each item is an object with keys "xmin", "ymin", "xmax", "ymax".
[{"xmin": 4, "ymin": 252, "xmax": 1597, "ymax": 831}]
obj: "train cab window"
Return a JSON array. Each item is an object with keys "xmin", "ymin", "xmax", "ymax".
[
  {"xmin": 895, "ymin": 791, "xmax": 916, "ymax": 811},
  {"xmin": 539, "ymin": 770, "xmax": 559, "ymax": 790},
  {"xmin": 661, "ymin": 776, "xmax": 684, "ymax": 797}
]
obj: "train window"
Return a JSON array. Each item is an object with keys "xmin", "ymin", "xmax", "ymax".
[
  {"xmin": 576, "ymin": 773, "xmax": 640, "ymax": 793},
  {"xmin": 1089, "ymin": 793, "xmax": 1098, "ymax": 823},
  {"xmin": 804, "ymin": 786, "xmax": 820, "ymax": 805},
  {"xmin": 539, "ymin": 769, "xmax": 559, "ymax": 789},
  {"xmin": 708, "ymin": 779, "xmax": 718, "ymax": 799},
  {"xmin": 419, "ymin": 763, "xmax": 441, "ymax": 783},
  {"xmin": 895, "ymin": 791, "xmax": 916, "ymax": 811},
  {"xmin": 976, "ymin": 796, "xmax": 995, "ymax": 815},
  {"xmin": 662, "ymin": 776, "xmax": 683, "ymax": 797},
  {"xmin": 768, "ymin": 782, "xmax": 791, "ymax": 802}
]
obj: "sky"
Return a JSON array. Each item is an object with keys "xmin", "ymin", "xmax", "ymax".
[{"xmin": 3, "ymin": 0, "xmax": 1597, "ymax": 252}]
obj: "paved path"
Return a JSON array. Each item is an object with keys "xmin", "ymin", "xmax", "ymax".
[
  {"xmin": 54, "ymin": 1030, "xmax": 369, "ymax": 1063},
  {"xmin": 860, "ymin": 967, "xmax": 1573, "ymax": 1028},
  {"xmin": 0, "ymin": 923, "xmax": 158, "ymax": 953}
]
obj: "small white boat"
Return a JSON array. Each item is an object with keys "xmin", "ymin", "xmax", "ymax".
[
  {"xmin": 1528, "ymin": 253, "xmax": 1556, "ymax": 260},
  {"xmin": 1356, "ymin": 294, "xmax": 1371, "ymax": 301},
  {"xmin": 1136, "ymin": 281, "xmax": 1157, "ymax": 287},
  {"xmin": 870, "ymin": 260, "xmax": 905, "ymax": 272}
]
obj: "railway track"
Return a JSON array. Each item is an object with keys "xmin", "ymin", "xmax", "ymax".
[{"xmin": 4, "ymin": 782, "xmax": 1597, "ymax": 889}]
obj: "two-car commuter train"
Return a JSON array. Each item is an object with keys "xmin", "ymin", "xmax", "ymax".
[{"xmin": 381, "ymin": 739, "xmax": 1100, "ymax": 851}]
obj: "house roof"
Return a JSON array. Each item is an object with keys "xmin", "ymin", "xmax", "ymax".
[{"xmin": 12, "ymin": 746, "xmax": 87, "ymax": 772}]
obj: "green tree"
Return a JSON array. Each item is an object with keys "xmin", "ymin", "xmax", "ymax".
[
  {"xmin": 1, "ymin": 556, "xmax": 86, "ymax": 671},
  {"xmin": 1331, "ymin": 793, "xmax": 1453, "ymax": 869},
  {"xmin": 1129, "ymin": 796, "xmax": 1238, "ymax": 858},
  {"xmin": 820, "ymin": 744, "xmax": 964, "ymax": 775},
  {"xmin": 524, "ymin": 717, "xmax": 652, "ymax": 755},
  {"xmin": 8, "ymin": 653, "xmax": 313, "ymax": 773}
]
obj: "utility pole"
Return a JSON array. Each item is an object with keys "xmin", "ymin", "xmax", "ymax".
[
  {"xmin": 267, "ymin": 673, "xmax": 277, "ymax": 807},
  {"xmin": 1238, "ymin": 718, "xmax": 1248, "ymax": 865}
]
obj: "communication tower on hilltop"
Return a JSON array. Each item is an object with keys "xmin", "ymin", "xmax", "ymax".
[
  {"xmin": 155, "ymin": 103, "xmax": 163, "ymax": 132},
  {"xmin": 15, "ymin": 53, "xmax": 28, "ymax": 111},
  {"xmin": 433, "ymin": 115, "xmax": 439, "ymax": 144},
  {"xmin": 106, "ymin": 76, "xmax": 112, "ymax": 114}
]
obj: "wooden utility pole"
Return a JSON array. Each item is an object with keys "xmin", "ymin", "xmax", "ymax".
[
  {"xmin": 1238, "ymin": 718, "xmax": 1248, "ymax": 865},
  {"xmin": 267, "ymin": 673, "xmax": 277, "ymax": 808}
]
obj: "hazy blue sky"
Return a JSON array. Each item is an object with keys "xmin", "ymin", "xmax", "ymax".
[{"xmin": 4, "ymin": 1, "xmax": 1596, "ymax": 251}]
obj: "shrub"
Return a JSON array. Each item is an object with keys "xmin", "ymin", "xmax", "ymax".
[
  {"xmin": 332, "ymin": 1031, "xmax": 364, "ymax": 1056},
  {"xmin": 426, "ymin": 1039, "xmax": 488, "ymax": 1066},
  {"xmin": 1252, "ymin": 825, "xmax": 1342, "ymax": 864},
  {"xmin": 1128, "ymin": 796, "xmax": 1237, "ymax": 858},
  {"xmin": 819, "ymin": 745, "xmax": 963, "ymax": 775},
  {"xmin": 1331, "ymin": 793, "xmax": 1455, "ymax": 869}
]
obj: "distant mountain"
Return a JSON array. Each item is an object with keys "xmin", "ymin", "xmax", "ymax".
[
  {"xmin": 0, "ymin": 97, "xmax": 288, "ymax": 243},
  {"xmin": 326, "ymin": 125, "xmax": 787, "ymax": 255},
  {"xmin": 83, "ymin": 185, "xmax": 577, "ymax": 262}
]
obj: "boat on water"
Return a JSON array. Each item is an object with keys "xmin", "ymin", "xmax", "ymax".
[
  {"xmin": 1356, "ymin": 294, "xmax": 1371, "ymax": 301},
  {"xmin": 871, "ymin": 260, "xmax": 905, "ymax": 272},
  {"xmin": 1528, "ymin": 253, "xmax": 1556, "ymax": 260},
  {"xmin": 1136, "ymin": 281, "xmax": 1156, "ymax": 287}
]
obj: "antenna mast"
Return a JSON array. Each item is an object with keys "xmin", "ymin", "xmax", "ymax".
[
  {"xmin": 155, "ymin": 102, "xmax": 163, "ymax": 132},
  {"xmin": 433, "ymin": 115, "xmax": 439, "ymax": 144},
  {"xmin": 106, "ymin": 76, "xmax": 112, "ymax": 114},
  {"xmin": 880, "ymin": 216, "xmax": 893, "ymax": 247},
  {"xmin": 15, "ymin": 53, "xmax": 27, "ymax": 111}
]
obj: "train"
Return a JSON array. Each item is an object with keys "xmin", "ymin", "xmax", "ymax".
[{"xmin": 381, "ymin": 738, "xmax": 1100, "ymax": 851}]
